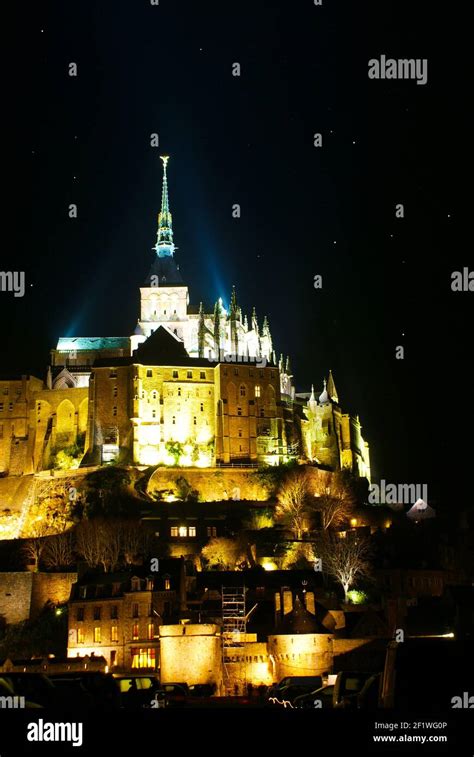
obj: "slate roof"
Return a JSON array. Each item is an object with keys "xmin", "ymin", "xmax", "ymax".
[{"xmin": 56, "ymin": 337, "xmax": 131, "ymax": 351}]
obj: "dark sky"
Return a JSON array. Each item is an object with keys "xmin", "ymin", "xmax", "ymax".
[{"xmin": 5, "ymin": 1, "xmax": 470, "ymax": 506}]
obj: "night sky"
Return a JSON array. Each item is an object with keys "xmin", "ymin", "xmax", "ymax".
[{"xmin": 5, "ymin": 1, "xmax": 470, "ymax": 507}]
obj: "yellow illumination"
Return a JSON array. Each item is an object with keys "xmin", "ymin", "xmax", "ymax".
[
  {"xmin": 350, "ymin": 518, "xmax": 358, "ymax": 527},
  {"xmin": 261, "ymin": 560, "xmax": 278, "ymax": 571}
]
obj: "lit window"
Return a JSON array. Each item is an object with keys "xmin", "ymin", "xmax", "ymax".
[
  {"xmin": 77, "ymin": 628, "xmax": 84, "ymax": 644},
  {"xmin": 131, "ymin": 648, "xmax": 156, "ymax": 669},
  {"xmin": 164, "ymin": 578, "xmax": 171, "ymax": 590},
  {"xmin": 255, "ymin": 385, "xmax": 261, "ymax": 398},
  {"xmin": 178, "ymin": 526, "xmax": 187, "ymax": 537},
  {"xmin": 94, "ymin": 627, "xmax": 101, "ymax": 643},
  {"xmin": 147, "ymin": 623, "xmax": 154, "ymax": 641},
  {"xmin": 188, "ymin": 526, "xmax": 196, "ymax": 537},
  {"xmin": 132, "ymin": 624, "xmax": 139, "ymax": 641},
  {"xmin": 170, "ymin": 526, "xmax": 178, "ymax": 537},
  {"xmin": 111, "ymin": 626, "xmax": 118, "ymax": 643}
]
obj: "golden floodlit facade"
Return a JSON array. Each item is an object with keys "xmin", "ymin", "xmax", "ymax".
[{"xmin": 0, "ymin": 157, "xmax": 370, "ymax": 479}]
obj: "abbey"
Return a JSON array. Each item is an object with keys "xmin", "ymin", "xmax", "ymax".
[{"xmin": 0, "ymin": 157, "xmax": 370, "ymax": 479}]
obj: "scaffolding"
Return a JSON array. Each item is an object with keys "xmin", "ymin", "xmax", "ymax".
[{"xmin": 221, "ymin": 586, "xmax": 247, "ymax": 696}]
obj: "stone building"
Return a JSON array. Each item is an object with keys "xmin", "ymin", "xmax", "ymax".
[
  {"xmin": 67, "ymin": 561, "xmax": 185, "ymax": 670},
  {"xmin": 0, "ymin": 156, "xmax": 369, "ymax": 480}
]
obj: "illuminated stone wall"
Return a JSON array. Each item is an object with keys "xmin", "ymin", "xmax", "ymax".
[
  {"xmin": 0, "ymin": 572, "xmax": 33, "ymax": 624},
  {"xmin": 147, "ymin": 467, "xmax": 270, "ymax": 502},
  {"xmin": 0, "ymin": 376, "xmax": 89, "ymax": 476},
  {"xmin": 267, "ymin": 632, "xmax": 334, "ymax": 679},
  {"xmin": 159, "ymin": 624, "xmax": 222, "ymax": 687},
  {"xmin": 215, "ymin": 364, "xmax": 285, "ymax": 464},
  {"xmin": 88, "ymin": 363, "xmax": 216, "ymax": 466}
]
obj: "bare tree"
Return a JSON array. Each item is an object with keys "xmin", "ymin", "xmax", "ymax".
[
  {"xmin": 42, "ymin": 531, "xmax": 74, "ymax": 569},
  {"xmin": 316, "ymin": 532, "xmax": 372, "ymax": 602},
  {"xmin": 119, "ymin": 520, "xmax": 150, "ymax": 565},
  {"xmin": 311, "ymin": 471, "xmax": 356, "ymax": 530},
  {"xmin": 275, "ymin": 470, "xmax": 309, "ymax": 539},
  {"xmin": 75, "ymin": 519, "xmax": 119, "ymax": 572},
  {"xmin": 22, "ymin": 521, "xmax": 50, "ymax": 570}
]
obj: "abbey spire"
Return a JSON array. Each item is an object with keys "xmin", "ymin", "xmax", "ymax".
[{"xmin": 155, "ymin": 155, "xmax": 175, "ymax": 257}]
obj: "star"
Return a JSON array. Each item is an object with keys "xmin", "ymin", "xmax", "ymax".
[
  {"xmin": 333, "ymin": 241, "xmax": 337, "ymax": 245},
  {"xmin": 352, "ymin": 140, "xmax": 356, "ymax": 144}
]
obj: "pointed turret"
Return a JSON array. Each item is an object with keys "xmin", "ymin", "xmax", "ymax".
[
  {"xmin": 285, "ymin": 355, "xmax": 292, "ymax": 376},
  {"xmin": 230, "ymin": 286, "xmax": 238, "ymax": 355},
  {"xmin": 213, "ymin": 299, "xmax": 221, "ymax": 358},
  {"xmin": 308, "ymin": 384, "xmax": 317, "ymax": 411},
  {"xmin": 154, "ymin": 155, "xmax": 174, "ymax": 258},
  {"xmin": 46, "ymin": 365, "xmax": 52, "ymax": 390},
  {"xmin": 251, "ymin": 306, "xmax": 258, "ymax": 333},
  {"xmin": 279, "ymin": 353, "xmax": 284, "ymax": 372},
  {"xmin": 198, "ymin": 302, "xmax": 206, "ymax": 358},
  {"xmin": 327, "ymin": 369, "xmax": 339, "ymax": 403},
  {"xmin": 319, "ymin": 377, "xmax": 329, "ymax": 404}
]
